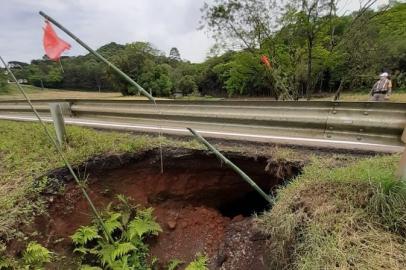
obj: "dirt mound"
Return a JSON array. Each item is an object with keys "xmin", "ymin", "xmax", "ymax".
[
  {"xmin": 213, "ymin": 219, "xmax": 269, "ymax": 270},
  {"xmin": 30, "ymin": 148, "xmax": 301, "ymax": 269}
]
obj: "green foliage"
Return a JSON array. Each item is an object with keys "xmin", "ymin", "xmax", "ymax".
[
  {"xmin": 201, "ymin": 1, "xmax": 406, "ymax": 97},
  {"xmin": 220, "ymin": 52, "xmax": 270, "ymax": 97},
  {"xmin": 184, "ymin": 254, "xmax": 209, "ymax": 270},
  {"xmin": 22, "ymin": 242, "xmax": 52, "ymax": 267},
  {"xmin": 71, "ymin": 195, "xmax": 162, "ymax": 269},
  {"xmin": 200, "ymin": 0, "xmax": 271, "ymax": 50},
  {"xmin": 0, "ymin": 242, "xmax": 51, "ymax": 269},
  {"xmin": 80, "ymin": 266, "xmax": 103, "ymax": 270},
  {"xmin": 0, "ymin": 255, "xmax": 13, "ymax": 270},
  {"xmin": 167, "ymin": 259, "xmax": 183, "ymax": 270},
  {"xmin": 71, "ymin": 226, "xmax": 101, "ymax": 246},
  {"xmin": 195, "ymin": 52, "xmax": 234, "ymax": 96},
  {"xmin": 177, "ymin": 75, "xmax": 198, "ymax": 95},
  {"xmin": 0, "ymin": 71, "xmax": 8, "ymax": 92},
  {"xmin": 139, "ymin": 62, "xmax": 173, "ymax": 96},
  {"xmin": 27, "ymin": 64, "xmax": 63, "ymax": 88}
]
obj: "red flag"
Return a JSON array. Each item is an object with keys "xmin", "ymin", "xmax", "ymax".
[
  {"xmin": 43, "ymin": 21, "xmax": 71, "ymax": 60},
  {"xmin": 260, "ymin": 55, "xmax": 272, "ymax": 69}
]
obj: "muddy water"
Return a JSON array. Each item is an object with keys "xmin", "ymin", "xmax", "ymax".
[{"xmin": 34, "ymin": 149, "xmax": 301, "ymax": 269}]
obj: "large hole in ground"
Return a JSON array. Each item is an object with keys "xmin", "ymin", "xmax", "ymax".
[{"xmin": 35, "ymin": 148, "xmax": 302, "ymax": 269}]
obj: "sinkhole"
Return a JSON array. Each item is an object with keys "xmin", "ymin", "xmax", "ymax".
[{"xmin": 37, "ymin": 148, "xmax": 302, "ymax": 269}]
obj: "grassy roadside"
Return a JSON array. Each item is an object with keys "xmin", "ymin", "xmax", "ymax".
[
  {"xmin": 315, "ymin": 88, "xmax": 406, "ymax": 103},
  {"xmin": 0, "ymin": 84, "xmax": 122, "ymax": 100},
  {"xmin": 0, "ymin": 84, "xmax": 168, "ymax": 100},
  {"xmin": 257, "ymin": 154, "xmax": 406, "ymax": 269}
]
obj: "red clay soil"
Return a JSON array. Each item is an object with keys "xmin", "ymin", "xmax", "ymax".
[{"xmin": 28, "ymin": 149, "xmax": 300, "ymax": 269}]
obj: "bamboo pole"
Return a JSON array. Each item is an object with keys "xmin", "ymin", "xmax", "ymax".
[
  {"xmin": 187, "ymin": 128, "xmax": 272, "ymax": 204},
  {"xmin": 0, "ymin": 56, "xmax": 113, "ymax": 243}
]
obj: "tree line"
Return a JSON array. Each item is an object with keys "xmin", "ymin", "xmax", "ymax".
[{"xmin": 1, "ymin": 1, "xmax": 405, "ymax": 99}]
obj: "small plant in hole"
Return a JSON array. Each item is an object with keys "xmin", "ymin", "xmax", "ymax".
[
  {"xmin": 166, "ymin": 254, "xmax": 209, "ymax": 270},
  {"xmin": 71, "ymin": 195, "xmax": 162, "ymax": 269},
  {"xmin": 185, "ymin": 254, "xmax": 208, "ymax": 270},
  {"xmin": 0, "ymin": 241, "xmax": 52, "ymax": 269}
]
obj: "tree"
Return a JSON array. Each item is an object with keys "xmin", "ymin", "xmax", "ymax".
[
  {"xmin": 169, "ymin": 47, "xmax": 181, "ymax": 61},
  {"xmin": 195, "ymin": 51, "xmax": 235, "ymax": 96},
  {"xmin": 108, "ymin": 42, "xmax": 160, "ymax": 95},
  {"xmin": 289, "ymin": 0, "xmax": 339, "ymax": 98},
  {"xmin": 177, "ymin": 75, "xmax": 199, "ymax": 95},
  {"xmin": 213, "ymin": 51, "xmax": 271, "ymax": 97},
  {"xmin": 0, "ymin": 69, "xmax": 8, "ymax": 92},
  {"xmin": 27, "ymin": 63, "xmax": 63, "ymax": 89},
  {"xmin": 139, "ymin": 61, "xmax": 173, "ymax": 96},
  {"xmin": 200, "ymin": 0, "xmax": 273, "ymax": 51},
  {"xmin": 85, "ymin": 60, "xmax": 105, "ymax": 92},
  {"xmin": 200, "ymin": 0, "xmax": 304, "ymax": 99}
]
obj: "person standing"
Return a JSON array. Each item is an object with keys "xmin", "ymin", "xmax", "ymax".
[{"xmin": 370, "ymin": 72, "xmax": 392, "ymax": 101}]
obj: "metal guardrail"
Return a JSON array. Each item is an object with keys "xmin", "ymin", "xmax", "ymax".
[{"xmin": 0, "ymin": 99, "xmax": 405, "ymax": 147}]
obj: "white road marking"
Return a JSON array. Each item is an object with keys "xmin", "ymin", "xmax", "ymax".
[{"xmin": 0, "ymin": 114, "xmax": 403, "ymax": 152}]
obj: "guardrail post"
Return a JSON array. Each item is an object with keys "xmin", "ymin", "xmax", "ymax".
[
  {"xmin": 49, "ymin": 103, "xmax": 67, "ymax": 146},
  {"xmin": 397, "ymin": 127, "xmax": 406, "ymax": 180}
]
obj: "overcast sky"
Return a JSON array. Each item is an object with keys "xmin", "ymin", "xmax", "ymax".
[{"xmin": 0, "ymin": 0, "xmax": 389, "ymax": 64}]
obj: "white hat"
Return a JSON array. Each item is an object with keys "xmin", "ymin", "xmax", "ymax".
[{"xmin": 380, "ymin": 72, "xmax": 389, "ymax": 77}]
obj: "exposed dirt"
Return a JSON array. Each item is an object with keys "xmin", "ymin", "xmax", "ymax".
[{"xmin": 28, "ymin": 148, "xmax": 301, "ymax": 269}]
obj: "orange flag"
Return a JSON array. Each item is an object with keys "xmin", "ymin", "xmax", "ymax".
[
  {"xmin": 260, "ymin": 55, "xmax": 272, "ymax": 69},
  {"xmin": 43, "ymin": 21, "xmax": 71, "ymax": 60}
]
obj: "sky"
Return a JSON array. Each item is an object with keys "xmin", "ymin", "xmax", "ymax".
[{"xmin": 0, "ymin": 0, "xmax": 389, "ymax": 64}]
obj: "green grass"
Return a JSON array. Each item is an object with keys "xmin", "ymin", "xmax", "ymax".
[
  {"xmin": 0, "ymin": 84, "xmax": 123, "ymax": 100},
  {"xmin": 257, "ymin": 154, "xmax": 406, "ymax": 269},
  {"xmin": 316, "ymin": 88, "xmax": 406, "ymax": 102},
  {"xmin": 0, "ymin": 84, "xmax": 52, "ymax": 95}
]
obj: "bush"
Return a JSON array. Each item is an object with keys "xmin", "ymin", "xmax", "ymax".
[{"xmin": 177, "ymin": 75, "xmax": 198, "ymax": 95}]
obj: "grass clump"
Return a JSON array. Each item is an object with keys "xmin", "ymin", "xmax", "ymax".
[{"xmin": 257, "ymin": 154, "xmax": 406, "ymax": 270}]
